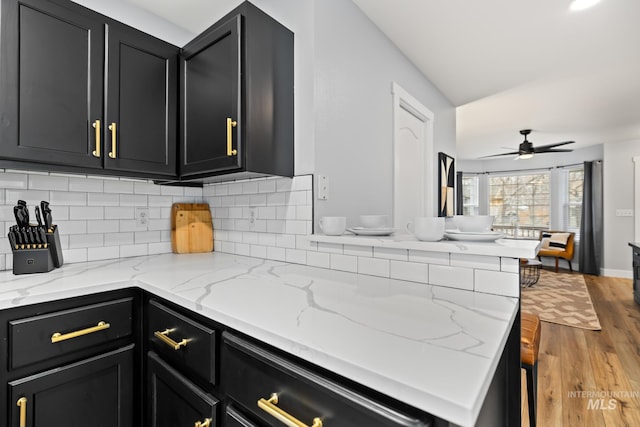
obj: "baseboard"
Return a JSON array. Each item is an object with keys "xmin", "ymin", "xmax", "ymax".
[{"xmin": 601, "ymin": 268, "xmax": 633, "ymax": 279}]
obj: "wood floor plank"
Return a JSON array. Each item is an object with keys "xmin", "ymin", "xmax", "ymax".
[{"xmin": 524, "ymin": 274, "xmax": 640, "ymax": 427}]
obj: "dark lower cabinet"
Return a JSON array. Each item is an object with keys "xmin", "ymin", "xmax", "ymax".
[
  {"xmin": 147, "ymin": 351, "xmax": 219, "ymax": 427},
  {"xmin": 8, "ymin": 345, "xmax": 134, "ymax": 427},
  {"xmin": 222, "ymin": 332, "xmax": 433, "ymax": 427},
  {"xmin": 226, "ymin": 404, "xmax": 261, "ymax": 427}
]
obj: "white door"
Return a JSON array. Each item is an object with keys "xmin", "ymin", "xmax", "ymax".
[{"xmin": 392, "ymin": 83, "xmax": 434, "ymax": 231}]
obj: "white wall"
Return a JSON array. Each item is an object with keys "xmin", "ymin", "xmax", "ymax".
[
  {"xmin": 602, "ymin": 139, "xmax": 639, "ymax": 278},
  {"xmin": 312, "ymin": 0, "xmax": 456, "ymax": 228}
]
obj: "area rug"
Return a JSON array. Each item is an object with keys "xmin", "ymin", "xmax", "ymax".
[{"xmin": 521, "ymin": 270, "xmax": 602, "ymax": 330}]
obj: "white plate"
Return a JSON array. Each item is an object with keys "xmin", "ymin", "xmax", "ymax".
[
  {"xmin": 347, "ymin": 227, "xmax": 395, "ymax": 236},
  {"xmin": 444, "ymin": 229, "xmax": 497, "ymax": 235},
  {"xmin": 444, "ymin": 231, "xmax": 505, "ymax": 242}
]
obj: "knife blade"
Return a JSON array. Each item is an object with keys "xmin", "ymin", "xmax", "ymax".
[
  {"xmin": 38, "ymin": 227, "xmax": 48, "ymax": 247},
  {"xmin": 35, "ymin": 206, "xmax": 43, "ymax": 227}
]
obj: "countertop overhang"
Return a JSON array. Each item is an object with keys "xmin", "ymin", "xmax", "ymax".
[{"xmin": 0, "ymin": 252, "xmax": 518, "ymax": 427}]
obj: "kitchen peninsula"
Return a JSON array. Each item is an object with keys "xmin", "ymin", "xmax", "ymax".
[{"xmin": 0, "ymin": 240, "xmax": 537, "ymax": 427}]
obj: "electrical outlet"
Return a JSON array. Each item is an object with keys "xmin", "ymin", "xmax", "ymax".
[
  {"xmin": 248, "ymin": 207, "xmax": 257, "ymax": 228},
  {"xmin": 318, "ymin": 175, "xmax": 329, "ymax": 200},
  {"xmin": 136, "ymin": 208, "xmax": 149, "ymax": 227}
]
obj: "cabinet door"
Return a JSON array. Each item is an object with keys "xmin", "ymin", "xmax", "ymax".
[
  {"xmin": 226, "ymin": 404, "xmax": 261, "ymax": 427},
  {"xmin": 8, "ymin": 345, "xmax": 134, "ymax": 427},
  {"xmin": 180, "ymin": 15, "xmax": 241, "ymax": 177},
  {"xmin": 0, "ymin": 0, "xmax": 103, "ymax": 169},
  {"xmin": 105, "ymin": 23, "xmax": 178, "ymax": 177},
  {"xmin": 147, "ymin": 351, "xmax": 219, "ymax": 427}
]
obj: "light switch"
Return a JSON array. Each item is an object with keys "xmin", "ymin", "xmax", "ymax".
[{"xmin": 615, "ymin": 209, "xmax": 633, "ymax": 217}]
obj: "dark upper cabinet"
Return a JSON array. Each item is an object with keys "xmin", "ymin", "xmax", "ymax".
[
  {"xmin": 105, "ymin": 22, "xmax": 177, "ymax": 176},
  {"xmin": 179, "ymin": 2, "xmax": 294, "ymax": 180},
  {"xmin": 0, "ymin": 0, "xmax": 178, "ymax": 178},
  {"xmin": 0, "ymin": 0, "xmax": 104, "ymax": 169}
]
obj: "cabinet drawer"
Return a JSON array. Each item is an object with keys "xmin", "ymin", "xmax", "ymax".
[
  {"xmin": 9, "ymin": 297, "xmax": 133, "ymax": 370},
  {"xmin": 222, "ymin": 332, "xmax": 433, "ymax": 427},
  {"xmin": 148, "ymin": 300, "xmax": 216, "ymax": 386},
  {"xmin": 148, "ymin": 351, "xmax": 219, "ymax": 427},
  {"xmin": 226, "ymin": 404, "xmax": 260, "ymax": 427}
]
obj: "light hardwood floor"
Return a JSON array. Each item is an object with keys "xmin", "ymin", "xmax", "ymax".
[{"xmin": 521, "ymin": 272, "xmax": 640, "ymax": 426}]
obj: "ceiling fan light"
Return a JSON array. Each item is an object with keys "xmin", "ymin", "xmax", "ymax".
[
  {"xmin": 570, "ymin": 0, "xmax": 600, "ymax": 11},
  {"xmin": 518, "ymin": 153, "xmax": 534, "ymax": 160}
]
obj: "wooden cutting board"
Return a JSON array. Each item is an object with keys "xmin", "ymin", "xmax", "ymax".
[{"xmin": 171, "ymin": 203, "xmax": 213, "ymax": 254}]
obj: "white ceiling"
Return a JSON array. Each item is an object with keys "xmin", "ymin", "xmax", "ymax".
[
  {"xmin": 352, "ymin": 0, "xmax": 640, "ymax": 159},
  {"xmin": 94, "ymin": 0, "xmax": 640, "ymax": 160}
]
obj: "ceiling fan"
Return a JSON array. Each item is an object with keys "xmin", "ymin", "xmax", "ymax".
[{"xmin": 483, "ymin": 129, "xmax": 575, "ymax": 159}]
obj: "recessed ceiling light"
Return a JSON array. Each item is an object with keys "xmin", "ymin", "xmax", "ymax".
[{"xmin": 570, "ymin": 0, "xmax": 600, "ymax": 11}]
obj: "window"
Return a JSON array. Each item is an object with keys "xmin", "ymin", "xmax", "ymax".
[
  {"xmin": 461, "ymin": 175, "xmax": 479, "ymax": 215},
  {"xmin": 489, "ymin": 172, "xmax": 550, "ymax": 236},
  {"xmin": 565, "ymin": 167, "xmax": 584, "ymax": 236}
]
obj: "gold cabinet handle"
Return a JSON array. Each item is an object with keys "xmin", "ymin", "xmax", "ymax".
[
  {"xmin": 17, "ymin": 397, "xmax": 27, "ymax": 427},
  {"xmin": 92, "ymin": 119, "xmax": 101, "ymax": 158},
  {"xmin": 226, "ymin": 117, "xmax": 237, "ymax": 156},
  {"xmin": 195, "ymin": 418, "xmax": 212, "ymax": 427},
  {"xmin": 108, "ymin": 122, "xmax": 117, "ymax": 158},
  {"xmin": 51, "ymin": 321, "xmax": 110, "ymax": 343},
  {"xmin": 258, "ymin": 393, "xmax": 322, "ymax": 427},
  {"xmin": 154, "ymin": 328, "xmax": 190, "ymax": 350}
]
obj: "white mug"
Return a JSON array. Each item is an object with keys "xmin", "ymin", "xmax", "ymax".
[
  {"xmin": 319, "ymin": 216, "xmax": 346, "ymax": 236},
  {"xmin": 406, "ymin": 217, "xmax": 445, "ymax": 241}
]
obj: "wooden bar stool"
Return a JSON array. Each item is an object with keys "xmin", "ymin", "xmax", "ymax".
[{"xmin": 521, "ymin": 312, "xmax": 541, "ymax": 427}]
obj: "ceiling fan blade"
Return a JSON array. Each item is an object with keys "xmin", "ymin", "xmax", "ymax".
[
  {"xmin": 536, "ymin": 148, "xmax": 574, "ymax": 153},
  {"xmin": 480, "ymin": 151, "xmax": 520, "ymax": 158},
  {"xmin": 532, "ymin": 141, "xmax": 574, "ymax": 152}
]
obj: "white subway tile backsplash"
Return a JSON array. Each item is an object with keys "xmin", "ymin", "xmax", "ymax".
[
  {"xmin": 358, "ymin": 257, "xmax": 389, "ymax": 278},
  {"xmin": 501, "ymin": 258, "xmax": 520, "ymax": 273},
  {"xmin": 259, "ymin": 179, "xmax": 276, "ymax": 193},
  {"xmin": 450, "ymin": 253, "xmax": 500, "ymax": 271},
  {"xmin": 429, "ymin": 265, "xmax": 474, "ymax": 291},
  {"xmin": 242, "ymin": 181, "xmax": 259, "ymax": 194},
  {"xmin": 6, "ymin": 189, "xmax": 50, "ymax": 205},
  {"xmin": 474, "ymin": 270, "xmax": 519, "ymax": 297},
  {"xmin": 50, "ymin": 191, "xmax": 87, "ymax": 206},
  {"xmin": 70, "ymin": 177, "xmax": 104, "ymax": 193},
  {"xmin": 30, "ymin": 174, "xmax": 69, "ymax": 191},
  {"xmin": 235, "ymin": 243, "xmax": 251, "ymax": 256},
  {"xmin": 306, "ymin": 251, "xmax": 330, "ymax": 268},
  {"xmin": 267, "ymin": 246, "xmax": 286, "ymax": 261},
  {"xmin": 105, "ymin": 207, "xmax": 134, "ymax": 220},
  {"xmin": 134, "ymin": 181, "xmax": 162, "ymax": 195},
  {"xmin": 228, "ymin": 182, "xmax": 243, "ymax": 195},
  {"xmin": 286, "ymin": 248, "xmax": 307, "ymax": 264},
  {"xmin": 104, "ymin": 180, "xmax": 134, "ymax": 194},
  {"xmin": 88, "ymin": 193, "xmax": 119, "ymax": 206},
  {"xmin": 88, "ymin": 246, "xmax": 120, "ymax": 261},
  {"xmin": 344, "ymin": 244, "xmax": 372, "ymax": 257},
  {"xmin": 69, "ymin": 233, "xmax": 104, "ymax": 249},
  {"xmin": 0, "ymin": 172, "xmax": 28, "ymax": 189},
  {"xmin": 250, "ymin": 245, "xmax": 267, "ymax": 259},
  {"xmin": 276, "ymin": 234, "xmax": 296, "ymax": 248},
  {"xmin": 70, "ymin": 206, "xmax": 104, "ymax": 220},
  {"xmin": 390, "ymin": 260, "xmax": 428, "ymax": 283},
  {"xmin": 330, "ymin": 254, "xmax": 358, "ymax": 272},
  {"xmin": 135, "ymin": 231, "xmax": 161, "ymax": 244},
  {"xmin": 56, "ymin": 220, "xmax": 88, "ymax": 235},
  {"xmin": 160, "ymin": 186, "xmax": 184, "ymax": 196},
  {"xmin": 318, "ymin": 242, "xmax": 343, "ymax": 254},
  {"xmin": 63, "ymin": 248, "xmax": 88, "ymax": 264},
  {"xmin": 120, "ymin": 244, "xmax": 148, "ymax": 258},
  {"xmin": 374, "ymin": 247, "xmax": 408, "ymax": 261},
  {"xmin": 88, "ymin": 220, "xmax": 120, "ymax": 234},
  {"xmin": 409, "ymin": 250, "xmax": 449, "ymax": 265}
]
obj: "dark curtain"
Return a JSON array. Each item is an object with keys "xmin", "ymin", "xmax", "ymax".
[
  {"xmin": 579, "ymin": 161, "xmax": 603, "ymax": 275},
  {"xmin": 456, "ymin": 171, "xmax": 463, "ymax": 215}
]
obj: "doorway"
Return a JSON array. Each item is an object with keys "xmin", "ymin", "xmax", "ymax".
[{"xmin": 392, "ymin": 82, "xmax": 435, "ymax": 231}]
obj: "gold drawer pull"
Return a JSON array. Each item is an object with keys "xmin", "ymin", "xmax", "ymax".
[
  {"xmin": 226, "ymin": 117, "xmax": 237, "ymax": 156},
  {"xmin": 51, "ymin": 321, "xmax": 110, "ymax": 343},
  {"xmin": 154, "ymin": 328, "xmax": 190, "ymax": 350},
  {"xmin": 258, "ymin": 393, "xmax": 322, "ymax": 427},
  {"xmin": 17, "ymin": 397, "xmax": 27, "ymax": 427},
  {"xmin": 195, "ymin": 418, "xmax": 212, "ymax": 427},
  {"xmin": 108, "ymin": 122, "xmax": 117, "ymax": 158},
  {"xmin": 92, "ymin": 119, "xmax": 101, "ymax": 157}
]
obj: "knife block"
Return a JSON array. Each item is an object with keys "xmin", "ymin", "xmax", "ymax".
[
  {"xmin": 46, "ymin": 225, "xmax": 64, "ymax": 268},
  {"xmin": 11, "ymin": 246, "xmax": 54, "ymax": 275}
]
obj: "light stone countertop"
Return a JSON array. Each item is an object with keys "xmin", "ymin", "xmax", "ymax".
[
  {"xmin": 309, "ymin": 233, "xmax": 540, "ymax": 258},
  {"xmin": 0, "ymin": 252, "xmax": 518, "ymax": 427}
]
